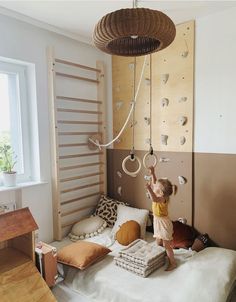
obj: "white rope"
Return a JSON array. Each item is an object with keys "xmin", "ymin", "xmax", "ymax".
[{"xmin": 88, "ymin": 55, "xmax": 148, "ymax": 149}]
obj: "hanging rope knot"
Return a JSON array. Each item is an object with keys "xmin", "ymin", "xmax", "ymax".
[
  {"xmin": 130, "ymin": 149, "xmax": 135, "ymax": 161},
  {"xmin": 149, "ymin": 146, "xmax": 153, "ymax": 155}
]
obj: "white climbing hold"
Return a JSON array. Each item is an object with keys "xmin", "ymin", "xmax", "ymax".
[
  {"xmin": 144, "ymin": 175, "xmax": 152, "ymax": 181},
  {"xmin": 178, "ymin": 176, "xmax": 187, "ymax": 185},
  {"xmin": 178, "ymin": 116, "xmax": 187, "ymax": 126},
  {"xmin": 145, "ymin": 78, "xmax": 151, "ymax": 86},
  {"xmin": 128, "ymin": 62, "xmax": 135, "ymax": 70},
  {"xmin": 117, "ymin": 186, "xmax": 122, "ymax": 196},
  {"xmin": 117, "ymin": 171, "xmax": 122, "ymax": 178},
  {"xmin": 161, "ymin": 134, "xmax": 168, "ymax": 145},
  {"xmin": 161, "ymin": 98, "xmax": 169, "ymax": 107},
  {"xmin": 145, "ymin": 138, "xmax": 151, "ymax": 144},
  {"xmin": 161, "ymin": 73, "xmax": 169, "ymax": 84},
  {"xmin": 181, "ymin": 51, "xmax": 189, "ymax": 58},
  {"xmin": 159, "ymin": 157, "xmax": 170, "ymax": 163},
  {"xmin": 179, "ymin": 96, "xmax": 187, "ymax": 103},
  {"xmin": 115, "ymin": 101, "xmax": 123, "ymax": 110},
  {"xmin": 144, "ymin": 117, "xmax": 151, "ymax": 125},
  {"xmin": 178, "ymin": 217, "xmax": 187, "ymax": 224},
  {"xmin": 130, "ymin": 120, "xmax": 137, "ymax": 128}
]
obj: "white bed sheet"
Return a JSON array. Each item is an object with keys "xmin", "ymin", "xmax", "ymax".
[{"xmin": 51, "ymin": 229, "xmax": 236, "ymax": 302}]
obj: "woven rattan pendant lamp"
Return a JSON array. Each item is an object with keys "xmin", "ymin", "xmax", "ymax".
[{"xmin": 93, "ymin": 0, "xmax": 176, "ymax": 56}]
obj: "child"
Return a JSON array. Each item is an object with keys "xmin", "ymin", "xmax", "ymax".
[{"xmin": 145, "ymin": 166, "xmax": 177, "ymax": 271}]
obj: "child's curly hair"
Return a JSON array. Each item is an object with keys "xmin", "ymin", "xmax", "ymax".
[{"xmin": 158, "ymin": 178, "xmax": 176, "ymax": 197}]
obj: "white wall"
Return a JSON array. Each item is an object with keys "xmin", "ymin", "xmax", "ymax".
[
  {"xmin": 195, "ymin": 7, "xmax": 236, "ymax": 154},
  {"xmin": 0, "ymin": 13, "xmax": 112, "ymax": 242}
]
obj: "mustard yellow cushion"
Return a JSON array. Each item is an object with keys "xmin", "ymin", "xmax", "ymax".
[
  {"xmin": 116, "ymin": 220, "xmax": 141, "ymax": 246},
  {"xmin": 57, "ymin": 241, "xmax": 111, "ymax": 270}
]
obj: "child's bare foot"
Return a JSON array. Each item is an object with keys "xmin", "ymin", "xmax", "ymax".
[{"xmin": 165, "ymin": 263, "xmax": 177, "ymax": 271}]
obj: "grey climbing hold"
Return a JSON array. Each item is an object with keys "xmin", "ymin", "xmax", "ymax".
[
  {"xmin": 161, "ymin": 98, "xmax": 169, "ymax": 107},
  {"xmin": 161, "ymin": 134, "xmax": 168, "ymax": 145},
  {"xmin": 180, "ymin": 136, "xmax": 186, "ymax": 145},
  {"xmin": 144, "ymin": 117, "xmax": 151, "ymax": 125},
  {"xmin": 179, "ymin": 96, "xmax": 187, "ymax": 103}
]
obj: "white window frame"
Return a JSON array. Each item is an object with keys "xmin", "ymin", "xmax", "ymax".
[{"xmin": 0, "ymin": 61, "xmax": 31, "ymax": 183}]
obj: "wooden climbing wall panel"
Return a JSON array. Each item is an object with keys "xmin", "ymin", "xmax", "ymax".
[{"xmin": 112, "ymin": 20, "xmax": 194, "ymax": 152}]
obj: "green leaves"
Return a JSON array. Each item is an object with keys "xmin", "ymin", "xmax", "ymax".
[{"xmin": 0, "ymin": 144, "xmax": 17, "ymax": 173}]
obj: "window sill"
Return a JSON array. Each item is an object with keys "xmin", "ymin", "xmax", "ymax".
[{"xmin": 0, "ymin": 181, "xmax": 48, "ymax": 192}]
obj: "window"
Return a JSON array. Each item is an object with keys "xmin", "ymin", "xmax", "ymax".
[{"xmin": 0, "ymin": 61, "xmax": 31, "ymax": 183}]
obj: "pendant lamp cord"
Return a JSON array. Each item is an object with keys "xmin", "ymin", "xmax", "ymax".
[
  {"xmin": 149, "ymin": 54, "xmax": 153, "ymax": 155},
  {"xmin": 131, "ymin": 57, "xmax": 137, "ymax": 159}
]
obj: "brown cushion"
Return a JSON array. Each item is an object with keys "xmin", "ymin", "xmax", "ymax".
[
  {"xmin": 116, "ymin": 220, "xmax": 141, "ymax": 246},
  {"xmin": 57, "ymin": 241, "xmax": 111, "ymax": 270},
  {"xmin": 172, "ymin": 221, "xmax": 198, "ymax": 248}
]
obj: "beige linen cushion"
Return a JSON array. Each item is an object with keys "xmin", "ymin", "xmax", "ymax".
[{"xmin": 68, "ymin": 216, "xmax": 107, "ymax": 241}]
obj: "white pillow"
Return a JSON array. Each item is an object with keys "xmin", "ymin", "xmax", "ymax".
[
  {"xmin": 69, "ymin": 216, "xmax": 107, "ymax": 242},
  {"xmin": 111, "ymin": 205, "xmax": 149, "ymax": 240}
]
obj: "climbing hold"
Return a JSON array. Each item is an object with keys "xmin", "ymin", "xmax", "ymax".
[
  {"xmin": 180, "ymin": 136, "xmax": 186, "ymax": 145},
  {"xmin": 178, "ymin": 176, "xmax": 187, "ymax": 185},
  {"xmin": 161, "ymin": 98, "xmax": 169, "ymax": 107},
  {"xmin": 144, "ymin": 117, "xmax": 151, "ymax": 125},
  {"xmin": 117, "ymin": 186, "xmax": 122, "ymax": 196},
  {"xmin": 115, "ymin": 101, "xmax": 123, "ymax": 110},
  {"xmin": 181, "ymin": 51, "xmax": 189, "ymax": 58},
  {"xmin": 159, "ymin": 157, "xmax": 170, "ymax": 163},
  {"xmin": 145, "ymin": 78, "xmax": 151, "ymax": 86},
  {"xmin": 161, "ymin": 73, "xmax": 169, "ymax": 84},
  {"xmin": 128, "ymin": 62, "xmax": 135, "ymax": 70},
  {"xmin": 161, "ymin": 134, "xmax": 168, "ymax": 145},
  {"xmin": 178, "ymin": 116, "xmax": 187, "ymax": 126},
  {"xmin": 117, "ymin": 171, "xmax": 122, "ymax": 178},
  {"xmin": 179, "ymin": 97, "xmax": 187, "ymax": 103}
]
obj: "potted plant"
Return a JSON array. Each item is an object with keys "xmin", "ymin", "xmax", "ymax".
[{"xmin": 0, "ymin": 144, "xmax": 17, "ymax": 187}]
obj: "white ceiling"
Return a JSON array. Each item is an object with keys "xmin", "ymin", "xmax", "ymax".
[{"xmin": 0, "ymin": 1, "xmax": 236, "ymax": 44}]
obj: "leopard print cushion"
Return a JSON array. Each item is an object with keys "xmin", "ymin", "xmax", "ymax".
[{"xmin": 94, "ymin": 195, "xmax": 129, "ymax": 227}]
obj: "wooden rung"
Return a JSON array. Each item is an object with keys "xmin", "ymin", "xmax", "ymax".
[
  {"xmin": 58, "ymin": 131, "xmax": 102, "ymax": 136},
  {"xmin": 61, "ymin": 204, "xmax": 97, "ymax": 218},
  {"xmin": 56, "ymin": 96, "xmax": 102, "ymax": 104},
  {"xmin": 59, "ymin": 152, "xmax": 102, "ymax": 159},
  {"xmin": 56, "ymin": 72, "xmax": 99, "ymax": 84},
  {"xmin": 59, "ymin": 143, "xmax": 88, "ymax": 148},
  {"xmin": 61, "ymin": 181, "xmax": 103, "ymax": 194},
  {"xmin": 61, "ymin": 192, "xmax": 100, "ymax": 206},
  {"xmin": 55, "ymin": 58, "xmax": 101, "ymax": 73},
  {"xmin": 57, "ymin": 108, "xmax": 102, "ymax": 114},
  {"xmin": 58, "ymin": 120, "xmax": 102, "ymax": 125},
  {"xmin": 59, "ymin": 162, "xmax": 103, "ymax": 171},
  {"xmin": 60, "ymin": 172, "xmax": 103, "ymax": 183},
  {"xmin": 62, "ymin": 207, "xmax": 95, "ymax": 228}
]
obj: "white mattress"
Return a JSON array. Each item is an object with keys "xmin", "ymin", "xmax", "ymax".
[{"xmin": 51, "ymin": 228, "xmax": 236, "ymax": 302}]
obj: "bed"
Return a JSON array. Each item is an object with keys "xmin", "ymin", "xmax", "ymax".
[{"xmin": 52, "ymin": 228, "xmax": 236, "ymax": 302}]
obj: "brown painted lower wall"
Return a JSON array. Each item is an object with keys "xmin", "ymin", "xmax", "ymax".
[
  {"xmin": 107, "ymin": 149, "xmax": 236, "ymax": 250},
  {"xmin": 107, "ymin": 149, "xmax": 193, "ymax": 226},
  {"xmin": 194, "ymin": 153, "xmax": 236, "ymax": 250}
]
